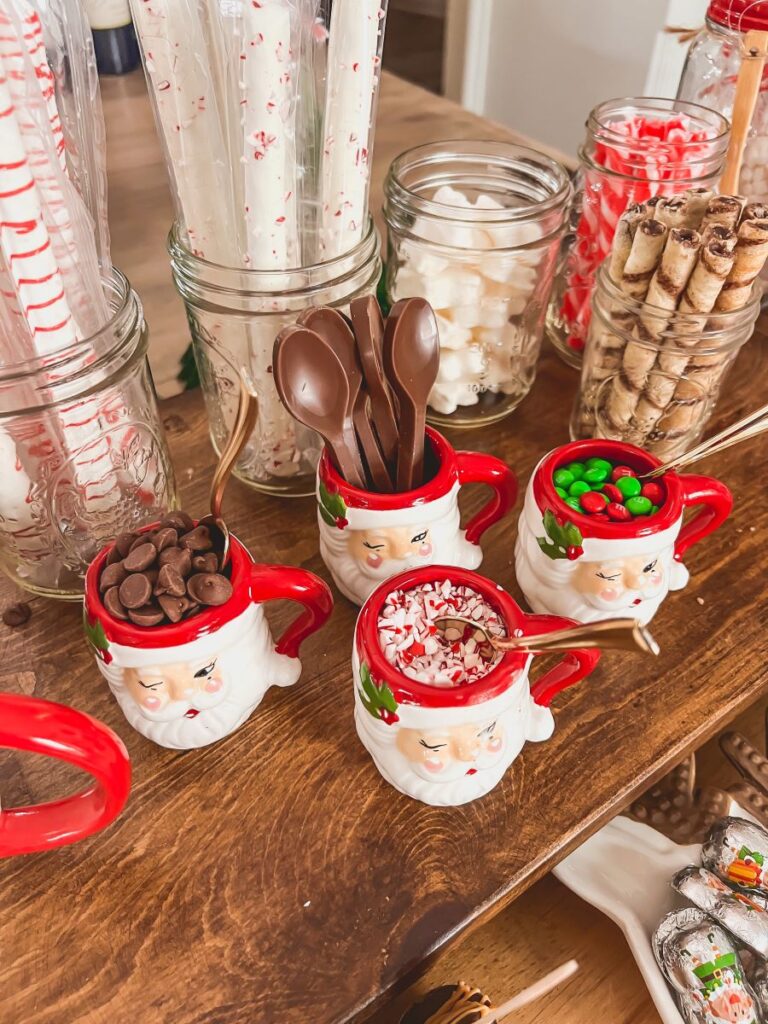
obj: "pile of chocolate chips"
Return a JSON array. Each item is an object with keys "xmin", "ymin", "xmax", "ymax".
[{"xmin": 99, "ymin": 510, "xmax": 233, "ymax": 626}]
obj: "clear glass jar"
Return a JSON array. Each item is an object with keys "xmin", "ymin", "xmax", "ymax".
[
  {"xmin": 678, "ymin": 2, "xmax": 768, "ymax": 203},
  {"xmin": 547, "ymin": 97, "xmax": 730, "ymax": 369},
  {"xmin": 571, "ymin": 261, "xmax": 760, "ymax": 458},
  {"xmin": 0, "ymin": 269, "xmax": 176, "ymax": 599},
  {"xmin": 383, "ymin": 140, "xmax": 572, "ymax": 427},
  {"xmin": 169, "ymin": 219, "xmax": 381, "ymax": 497}
]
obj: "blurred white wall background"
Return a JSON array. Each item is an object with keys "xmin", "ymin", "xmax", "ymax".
[{"xmin": 445, "ymin": 0, "xmax": 709, "ymax": 159}]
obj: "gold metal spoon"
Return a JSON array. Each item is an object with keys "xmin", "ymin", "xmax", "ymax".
[
  {"xmin": 434, "ymin": 615, "xmax": 660, "ymax": 656},
  {"xmin": 199, "ymin": 371, "xmax": 258, "ymax": 567}
]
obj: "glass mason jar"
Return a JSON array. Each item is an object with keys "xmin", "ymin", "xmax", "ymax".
[
  {"xmin": 0, "ymin": 269, "xmax": 176, "ymax": 599},
  {"xmin": 383, "ymin": 140, "xmax": 572, "ymax": 427},
  {"xmin": 678, "ymin": 1, "xmax": 768, "ymax": 203},
  {"xmin": 169, "ymin": 219, "xmax": 381, "ymax": 497},
  {"xmin": 571, "ymin": 262, "xmax": 760, "ymax": 458},
  {"xmin": 547, "ymin": 97, "xmax": 730, "ymax": 369}
]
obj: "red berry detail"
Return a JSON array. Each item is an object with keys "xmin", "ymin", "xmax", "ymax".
[
  {"xmin": 611, "ymin": 465, "xmax": 636, "ymax": 482},
  {"xmin": 591, "ymin": 512, "xmax": 610, "ymax": 521},
  {"xmin": 566, "ymin": 544, "xmax": 583, "ymax": 560},
  {"xmin": 335, "ymin": 516, "xmax": 348, "ymax": 529},
  {"xmin": 641, "ymin": 482, "xmax": 664, "ymax": 505},
  {"xmin": 602, "ymin": 482, "xmax": 623, "ymax": 503},
  {"xmin": 581, "ymin": 491, "xmax": 608, "ymax": 514},
  {"xmin": 606, "ymin": 501, "xmax": 632, "ymax": 521}
]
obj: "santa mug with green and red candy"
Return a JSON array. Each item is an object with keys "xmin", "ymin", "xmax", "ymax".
[
  {"xmin": 316, "ymin": 427, "xmax": 517, "ymax": 606},
  {"xmin": 515, "ymin": 439, "xmax": 732, "ymax": 626},
  {"xmin": 83, "ymin": 520, "xmax": 333, "ymax": 750}
]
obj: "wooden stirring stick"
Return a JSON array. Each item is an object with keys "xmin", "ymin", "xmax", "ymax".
[
  {"xmin": 484, "ymin": 960, "xmax": 579, "ymax": 1023},
  {"xmin": 720, "ymin": 29, "xmax": 768, "ymax": 193}
]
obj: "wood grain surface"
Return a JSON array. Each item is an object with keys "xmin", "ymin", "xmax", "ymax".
[{"xmin": 1, "ymin": 71, "xmax": 767, "ymax": 1024}]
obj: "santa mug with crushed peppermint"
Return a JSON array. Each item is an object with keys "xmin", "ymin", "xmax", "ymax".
[
  {"xmin": 83, "ymin": 517, "xmax": 333, "ymax": 750},
  {"xmin": 515, "ymin": 439, "xmax": 732, "ymax": 626},
  {"xmin": 353, "ymin": 566, "xmax": 599, "ymax": 806},
  {"xmin": 317, "ymin": 427, "xmax": 517, "ymax": 605}
]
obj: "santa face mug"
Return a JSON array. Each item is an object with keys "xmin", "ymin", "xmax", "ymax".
[
  {"xmin": 317, "ymin": 427, "xmax": 517, "ymax": 605},
  {"xmin": 353, "ymin": 566, "xmax": 600, "ymax": 806},
  {"xmin": 83, "ymin": 528, "xmax": 333, "ymax": 750},
  {"xmin": 515, "ymin": 439, "xmax": 732, "ymax": 626}
]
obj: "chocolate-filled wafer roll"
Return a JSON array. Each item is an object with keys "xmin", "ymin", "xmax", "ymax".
[
  {"xmin": 608, "ymin": 204, "xmax": 644, "ymax": 283},
  {"xmin": 681, "ymin": 187, "xmax": 714, "ymax": 228},
  {"xmin": 742, "ymin": 201, "xmax": 768, "ymax": 222},
  {"xmin": 715, "ymin": 218, "xmax": 768, "ymax": 311},
  {"xmin": 700, "ymin": 194, "xmax": 745, "ymax": 232},
  {"xmin": 400, "ymin": 983, "xmax": 492, "ymax": 1024},
  {"xmin": 620, "ymin": 218, "xmax": 668, "ymax": 299},
  {"xmin": 655, "ymin": 195, "xmax": 688, "ymax": 229},
  {"xmin": 640, "ymin": 228, "xmax": 701, "ymax": 338},
  {"xmin": 678, "ymin": 240, "xmax": 736, "ymax": 318},
  {"xmin": 703, "ymin": 816, "xmax": 768, "ymax": 894},
  {"xmin": 701, "ymin": 223, "xmax": 738, "ymax": 252},
  {"xmin": 672, "ymin": 865, "xmax": 768, "ymax": 958}
]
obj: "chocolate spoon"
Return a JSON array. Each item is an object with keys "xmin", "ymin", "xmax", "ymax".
[
  {"xmin": 433, "ymin": 615, "xmax": 660, "ymax": 657},
  {"xmin": 349, "ymin": 296, "xmax": 399, "ymax": 466},
  {"xmin": 383, "ymin": 297, "xmax": 440, "ymax": 491},
  {"xmin": 273, "ymin": 325, "xmax": 366, "ymax": 488},
  {"xmin": 298, "ymin": 307, "xmax": 393, "ymax": 492},
  {"xmin": 198, "ymin": 371, "xmax": 258, "ymax": 568}
]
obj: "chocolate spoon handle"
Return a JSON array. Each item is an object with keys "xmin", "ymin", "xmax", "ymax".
[
  {"xmin": 350, "ymin": 296, "xmax": 399, "ymax": 465},
  {"xmin": 435, "ymin": 615, "xmax": 659, "ymax": 655},
  {"xmin": 353, "ymin": 392, "xmax": 394, "ymax": 492}
]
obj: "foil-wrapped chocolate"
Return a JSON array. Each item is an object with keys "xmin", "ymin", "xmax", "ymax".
[
  {"xmin": 400, "ymin": 983, "xmax": 491, "ymax": 1024},
  {"xmin": 653, "ymin": 908, "xmax": 762, "ymax": 1023},
  {"xmin": 673, "ymin": 865, "xmax": 768, "ymax": 958},
  {"xmin": 703, "ymin": 818, "xmax": 768, "ymax": 895}
]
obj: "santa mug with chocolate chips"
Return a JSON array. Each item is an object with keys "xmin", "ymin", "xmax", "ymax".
[{"xmin": 84, "ymin": 513, "xmax": 333, "ymax": 749}]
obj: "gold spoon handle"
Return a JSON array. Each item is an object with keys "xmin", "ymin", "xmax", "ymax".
[
  {"xmin": 493, "ymin": 617, "xmax": 659, "ymax": 656},
  {"xmin": 209, "ymin": 374, "xmax": 259, "ymax": 520}
]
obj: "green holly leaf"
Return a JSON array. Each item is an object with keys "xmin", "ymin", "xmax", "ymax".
[
  {"xmin": 318, "ymin": 480, "xmax": 347, "ymax": 523},
  {"xmin": 358, "ymin": 662, "xmax": 398, "ymax": 719},
  {"xmin": 564, "ymin": 522, "xmax": 583, "ymax": 547},
  {"xmin": 83, "ymin": 611, "xmax": 110, "ymax": 659},
  {"xmin": 377, "ymin": 682, "xmax": 397, "ymax": 712},
  {"xmin": 319, "ymin": 504, "xmax": 336, "ymax": 527},
  {"xmin": 536, "ymin": 509, "xmax": 582, "ymax": 560}
]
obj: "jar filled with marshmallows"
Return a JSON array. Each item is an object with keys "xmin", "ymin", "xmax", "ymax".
[{"xmin": 383, "ymin": 142, "xmax": 571, "ymax": 427}]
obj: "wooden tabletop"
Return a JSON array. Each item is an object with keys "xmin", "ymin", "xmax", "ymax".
[{"xmin": 2, "ymin": 71, "xmax": 768, "ymax": 1024}]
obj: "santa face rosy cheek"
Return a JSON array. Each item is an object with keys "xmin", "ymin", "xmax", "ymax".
[
  {"xmin": 366, "ymin": 551, "xmax": 383, "ymax": 568},
  {"xmin": 203, "ymin": 674, "xmax": 224, "ymax": 694}
]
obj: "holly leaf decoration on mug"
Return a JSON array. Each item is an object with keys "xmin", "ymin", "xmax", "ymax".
[
  {"xmin": 537, "ymin": 509, "xmax": 584, "ymax": 561},
  {"xmin": 358, "ymin": 662, "xmax": 399, "ymax": 724},
  {"xmin": 318, "ymin": 480, "xmax": 348, "ymax": 529},
  {"xmin": 83, "ymin": 611, "xmax": 112, "ymax": 664}
]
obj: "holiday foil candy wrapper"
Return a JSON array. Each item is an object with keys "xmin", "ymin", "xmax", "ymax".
[
  {"xmin": 654, "ymin": 908, "xmax": 763, "ymax": 1023},
  {"xmin": 703, "ymin": 818, "xmax": 768, "ymax": 895},
  {"xmin": 672, "ymin": 866, "xmax": 768, "ymax": 958}
]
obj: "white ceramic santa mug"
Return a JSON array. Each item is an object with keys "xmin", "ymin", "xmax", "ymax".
[
  {"xmin": 317, "ymin": 427, "xmax": 517, "ymax": 605},
  {"xmin": 83, "ymin": 528, "xmax": 333, "ymax": 750},
  {"xmin": 353, "ymin": 566, "xmax": 600, "ymax": 806},
  {"xmin": 515, "ymin": 439, "xmax": 732, "ymax": 626}
]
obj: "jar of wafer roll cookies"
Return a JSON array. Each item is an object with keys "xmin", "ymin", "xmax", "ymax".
[{"xmin": 571, "ymin": 193, "xmax": 765, "ymax": 458}]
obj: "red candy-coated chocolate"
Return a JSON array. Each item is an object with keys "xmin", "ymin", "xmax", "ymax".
[
  {"xmin": 602, "ymin": 482, "xmax": 623, "ymax": 503},
  {"xmin": 641, "ymin": 481, "xmax": 665, "ymax": 505},
  {"xmin": 581, "ymin": 490, "xmax": 608, "ymax": 514},
  {"xmin": 611, "ymin": 465, "xmax": 636, "ymax": 482},
  {"xmin": 606, "ymin": 501, "xmax": 632, "ymax": 522}
]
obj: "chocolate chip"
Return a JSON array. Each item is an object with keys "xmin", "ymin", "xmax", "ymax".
[
  {"xmin": 128, "ymin": 534, "xmax": 150, "ymax": 553},
  {"xmin": 192, "ymin": 552, "xmax": 219, "ymax": 574},
  {"xmin": 119, "ymin": 572, "xmax": 152, "ymax": 609},
  {"xmin": 123, "ymin": 542, "xmax": 157, "ymax": 572},
  {"xmin": 161, "ymin": 510, "xmax": 194, "ymax": 533},
  {"xmin": 155, "ymin": 563, "xmax": 186, "ymax": 597},
  {"xmin": 186, "ymin": 572, "xmax": 233, "ymax": 606},
  {"xmin": 179, "ymin": 525, "xmax": 213, "ymax": 552},
  {"xmin": 144, "ymin": 568, "xmax": 159, "ymax": 586},
  {"xmin": 152, "ymin": 527, "xmax": 178, "ymax": 552},
  {"xmin": 157, "ymin": 593, "xmax": 187, "ymax": 623},
  {"xmin": 106, "ymin": 545, "xmax": 123, "ymax": 566},
  {"xmin": 158, "ymin": 545, "xmax": 192, "ymax": 576},
  {"xmin": 2, "ymin": 602, "xmax": 31, "ymax": 628},
  {"xmin": 127, "ymin": 603, "xmax": 165, "ymax": 627},
  {"xmin": 100, "ymin": 561, "xmax": 127, "ymax": 592},
  {"xmin": 114, "ymin": 532, "xmax": 138, "ymax": 558},
  {"xmin": 104, "ymin": 586, "xmax": 128, "ymax": 620},
  {"xmin": 183, "ymin": 601, "xmax": 200, "ymax": 618}
]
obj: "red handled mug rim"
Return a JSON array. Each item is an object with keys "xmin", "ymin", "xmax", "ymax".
[
  {"xmin": 319, "ymin": 427, "xmax": 457, "ymax": 511},
  {"xmin": 84, "ymin": 521, "xmax": 254, "ymax": 649},
  {"xmin": 534, "ymin": 439, "xmax": 684, "ymax": 539},
  {"xmin": 357, "ymin": 565, "xmax": 548, "ymax": 708}
]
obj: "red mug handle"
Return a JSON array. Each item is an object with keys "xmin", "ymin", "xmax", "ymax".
[
  {"xmin": 0, "ymin": 694, "xmax": 131, "ymax": 857},
  {"xmin": 250, "ymin": 564, "xmax": 333, "ymax": 658},
  {"xmin": 674, "ymin": 474, "xmax": 733, "ymax": 563},
  {"xmin": 456, "ymin": 451, "xmax": 517, "ymax": 545},
  {"xmin": 522, "ymin": 614, "xmax": 601, "ymax": 708}
]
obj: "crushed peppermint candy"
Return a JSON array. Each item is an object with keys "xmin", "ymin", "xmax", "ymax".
[{"xmin": 378, "ymin": 580, "xmax": 507, "ymax": 686}]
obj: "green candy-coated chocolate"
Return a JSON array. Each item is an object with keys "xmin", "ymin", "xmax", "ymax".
[
  {"xmin": 586, "ymin": 457, "xmax": 613, "ymax": 474},
  {"xmin": 566, "ymin": 461, "xmax": 585, "ymax": 480},
  {"xmin": 651, "ymin": 504, "xmax": 660, "ymax": 514},
  {"xmin": 568, "ymin": 480, "xmax": 590, "ymax": 498},
  {"xmin": 565, "ymin": 496, "xmax": 583, "ymax": 512},
  {"xmin": 616, "ymin": 475, "xmax": 642, "ymax": 498},
  {"xmin": 555, "ymin": 486, "xmax": 567, "ymax": 499},
  {"xmin": 626, "ymin": 495, "xmax": 653, "ymax": 515},
  {"xmin": 553, "ymin": 468, "xmax": 575, "ymax": 489},
  {"xmin": 584, "ymin": 465, "xmax": 609, "ymax": 485}
]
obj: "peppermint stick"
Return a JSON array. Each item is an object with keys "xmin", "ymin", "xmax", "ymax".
[{"xmin": 319, "ymin": 0, "xmax": 384, "ymax": 258}]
